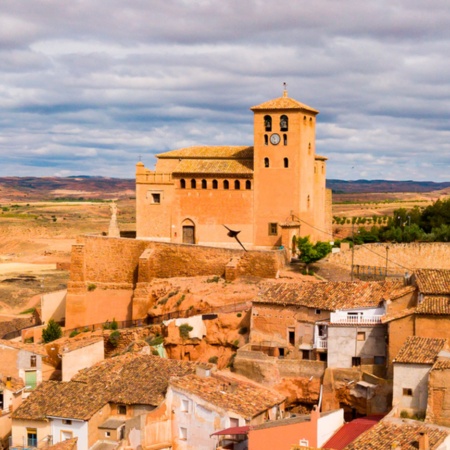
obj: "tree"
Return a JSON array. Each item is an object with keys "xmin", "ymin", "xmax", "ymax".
[
  {"xmin": 42, "ymin": 319, "xmax": 62, "ymax": 343},
  {"xmin": 297, "ymin": 236, "xmax": 332, "ymax": 271}
]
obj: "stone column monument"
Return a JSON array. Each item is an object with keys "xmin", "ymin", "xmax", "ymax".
[{"xmin": 108, "ymin": 202, "xmax": 120, "ymax": 237}]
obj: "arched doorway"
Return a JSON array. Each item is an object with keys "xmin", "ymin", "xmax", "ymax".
[{"xmin": 182, "ymin": 219, "xmax": 195, "ymax": 244}]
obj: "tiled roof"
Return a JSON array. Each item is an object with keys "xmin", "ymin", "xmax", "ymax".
[
  {"xmin": 344, "ymin": 420, "xmax": 449, "ymax": 449},
  {"xmin": 250, "ymin": 94, "xmax": 318, "ymax": 113},
  {"xmin": 381, "ymin": 307, "xmax": 416, "ymax": 324},
  {"xmin": 13, "ymin": 354, "xmax": 200, "ymax": 421},
  {"xmin": 48, "ymin": 438, "xmax": 77, "ymax": 450},
  {"xmin": 432, "ymin": 358, "xmax": 450, "ymax": 371},
  {"xmin": 414, "ymin": 269, "xmax": 450, "ymax": 294},
  {"xmin": 324, "ymin": 416, "xmax": 382, "ymax": 450},
  {"xmin": 47, "ymin": 335, "xmax": 104, "ymax": 354},
  {"xmin": 1, "ymin": 375, "xmax": 24, "ymax": 392},
  {"xmin": 0, "ymin": 339, "xmax": 47, "ymax": 356},
  {"xmin": 173, "ymin": 158, "xmax": 253, "ymax": 175},
  {"xmin": 170, "ymin": 372, "xmax": 285, "ymax": 420},
  {"xmin": 315, "ymin": 155, "xmax": 328, "ymax": 161},
  {"xmin": 255, "ymin": 281, "xmax": 403, "ymax": 311},
  {"xmin": 416, "ymin": 296, "xmax": 450, "ymax": 315},
  {"xmin": 389, "ymin": 284, "xmax": 417, "ymax": 300},
  {"xmin": 157, "ymin": 146, "xmax": 253, "ymax": 160},
  {"xmin": 394, "ymin": 336, "xmax": 446, "ymax": 364}
]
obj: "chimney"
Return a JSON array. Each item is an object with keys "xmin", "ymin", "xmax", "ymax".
[
  {"xmin": 419, "ymin": 431, "xmax": 429, "ymax": 450},
  {"xmin": 6, "ymin": 376, "xmax": 12, "ymax": 390},
  {"xmin": 391, "ymin": 443, "xmax": 401, "ymax": 449}
]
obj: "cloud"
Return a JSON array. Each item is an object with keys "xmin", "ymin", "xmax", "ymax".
[{"xmin": 0, "ymin": 1, "xmax": 449, "ymax": 180}]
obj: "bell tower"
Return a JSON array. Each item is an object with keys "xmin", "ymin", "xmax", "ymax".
[{"xmin": 251, "ymin": 88, "xmax": 326, "ymax": 247}]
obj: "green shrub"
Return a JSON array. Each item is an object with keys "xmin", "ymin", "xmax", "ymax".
[
  {"xmin": 109, "ymin": 330, "xmax": 121, "ymax": 347},
  {"xmin": 176, "ymin": 295, "xmax": 186, "ymax": 307},
  {"xmin": 206, "ymin": 276, "xmax": 220, "ymax": 283},
  {"xmin": 42, "ymin": 319, "xmax": 62, "ymax": 343},
  {"xmin": 236, "ymin": 312, "xmax": 242, "ymax": 318},
  {"xmin": 87, "ymin": 283, "xmax": 96, "ymax": 291},
  {"xmin": 400, "ymin": 410, "xmax": 409, "ymax": 419},
  {"xmin": 146, "ymin": 335, "xmax": 164, "ymax": 346},
  {"xmin": 208, "ymin": 356, "xmax": 218, "ymax": 364},
  {"xmin": 110, "ymin": 318, "xmax": 118, "ymax": 330},
  {"xmin": 179, "ymin": 323, "xmax": 193, "ymax": 339},
  {"xmin": 238, "ymin": 326, "xmax": 248, "ymax": 335},
  {"xmin": 69, "ymin": 330, "xmax": 80, "ymax": 338}
]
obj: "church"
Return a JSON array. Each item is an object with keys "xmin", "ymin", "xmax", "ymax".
[{"xmin": 136, "ymin": 89, "xmax": 332, "ymax": 251}]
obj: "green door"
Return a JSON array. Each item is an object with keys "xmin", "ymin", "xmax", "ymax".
[{"xmin": 25, "ymin": 371, "xmax": 37, "ymax": 390}]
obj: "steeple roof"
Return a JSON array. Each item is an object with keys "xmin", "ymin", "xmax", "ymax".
[{"xmin": 250, "ymin": 89, "xmax": 319, "ymax": 114}]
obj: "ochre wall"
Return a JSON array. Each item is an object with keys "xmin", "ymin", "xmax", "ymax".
[
  {"xmin": 387, "ymin": 316, "xmax": 415, "ymax": 378},
  {"xmin": 427, "ymin": 368, "xmax": 450, "ymax": 427}
]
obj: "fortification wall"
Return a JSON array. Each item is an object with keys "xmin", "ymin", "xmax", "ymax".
[{"xmin": 328, "ymin": 242, "xmax": 450, "ymax": 273}]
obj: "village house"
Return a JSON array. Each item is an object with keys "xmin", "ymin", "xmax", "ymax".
[
  {"xmin": 0, "ymin": 376, "xmax": 24, "ymax": 450},
  {"xmin": 392, "ymin": 336, "xmax": 447, "ymax": 418},
  {"xmin": 167, "ymin": 368, "xmax": 285, "ymax": 450},
  {"xmin": 426, "ymin": 352, "xmax": 450, "ymax": 427},
  {"xmin": 135, "ymin": 89, "xmax": 332, "ymax": 250}
]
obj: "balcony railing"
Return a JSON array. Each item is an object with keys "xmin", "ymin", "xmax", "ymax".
[
  {"xmin": 314, "ymin": 339, "xmax": 328, "ymax": 349},
  {"xmin": 330, "ymin": 313, "xmax": 383, "ymax": 324}
]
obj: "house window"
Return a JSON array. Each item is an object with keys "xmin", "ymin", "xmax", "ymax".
[
  {"xmin": 268, "ymin": 223, "xmax": 278, "ymax": 236},
  {"xmin": 30, "ymin": 355, "xmax": 36, "ymax": 367},
  {"xmin": 201, "ymin": 179, "xmax": 207, "ymax": 189},
  {"xmin": 105, "ymin": 431, "xmax": 111, "ymax": 438},
  {"xmin": 180, "ymin": 179, "xmax": 186, "ymax": 189},
  {"xmin": 283, "ymin": 134, "xmax": 287, "ymax": 145},
  {"xmin": 234, "ymin": 180, "xmax": 240, "ymax": 190},
  {"xmin": 264, "ymin": 157, "xmax": 270, "ymax": 168},
  {"xmin": 181, "ymin": 399, "xmax": 190, "ymax": 412},
  {"xmin": 230, "ymin": 418, "xmax": 239, "ymax": 428},
  {"xmin": 264, "ymin": 115, "xmax": 272, "ymax": 132},
  {"xmin": 245, "ymin": 180, "xmax": 251, "ymax": 190},
  {"xmin": 289, "ymin": 330, "xmax": 295, "ymax": 346},
  {"xmin": 315, "ymin": 309, "xmax": 321, "ymax": 315},
  {"xmin": 151, "ymin": 193, "xmax": 161, "ymax": 204},
  {"xmin": 374, "ymin": 355, "xmax": 386, "ymax": 365},
  {"xmin": 280, "ymin": 115, "xmax": 288, "ymax": 131},
  {"xmin": 352, "ymin": 357, "xmax": 361, "ymax": 367},
  {"xmin": 357, "ymin": 332, "xmax": 366, "ymax": 341},
  {"xmin": 27, "ymin": 428, "xmax": 38, "ymax": 447},
  {"xmin": 25, "ymin": 370, "xmax": 37, "ymax": 390},
  {"xmin": 212, "ymin": 179, "xmax": 218, "ymax": 189},
  {"xmin": 117, "ymin": 404, "xmax": 127, "ymax": 415},
  {"xmin": 302, "ymin": 350, "xmax": 312, "ymax": 360},
  {"xmin": 61, "ymin": 430, "xmax": 73, "ymax": 441},
  {"xmin": 179, "ymin": 427, "xmax": 188, "ymax": 440},
  {"xmin": 284, "ymin": 157, "xmax": 289, "ymax": 168},
  {"xmin": 62, "ymin": 419, "xmax": 72, "ymax": 425},
  {"xmin": 223, "ymin": 180, "xmax": 229, "ymax": 190},
  {"xmin": 190, "ymin": 179, "xmax": 196, "ymax": 189},
  {"xmin": 403, "ymin": 388, "xmax": 413, "ymax": 396}
]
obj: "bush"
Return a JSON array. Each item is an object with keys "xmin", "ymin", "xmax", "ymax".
[
  {"xmin": 87, "ymin": 283, "xmax": 96, "ymax": 291},
  {"xmin": 69, "ymin": 330, "xmax": 80, "ymax": 338},
  {"xmin": 146, "ymin": 335, "xmax": 164, "ymax": 346},
  {"xmin": 238, "ymin": 326, "xmax": 248, "ymax": 335},
  {"xmin": 206, "ymin": 276, "xmax": 220, "ymax": 283},
  {"xmin": 208, "ymin": 356, "xmax": 218, "ymax": 364},
  {"xmin": 42, "ymin": 319, "xmax": 62, "ymax": 343},
  {"xmin": 109, "ymin": 330, "xmax": 121, "ymax": 347},
  {"xmin": 179, "ymin": 323, "xmax": 193, "ymax": 339}
]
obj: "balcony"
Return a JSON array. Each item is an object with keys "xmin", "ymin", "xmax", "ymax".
[
  {"xmin": 314, "ymin": 338, "xmax": 328, "ymax": 349},
  {"xmin": 330, "ymin": 312, "xmax": 383, "ymax": 325}
]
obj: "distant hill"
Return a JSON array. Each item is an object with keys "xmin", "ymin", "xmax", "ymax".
[
  {"xmin": 327, "ymin": 179, "xmax": 450, "ymax": 194},
  {"xmin": 1, "ymin": 177, "xmax": 449, "ymax": 201}
]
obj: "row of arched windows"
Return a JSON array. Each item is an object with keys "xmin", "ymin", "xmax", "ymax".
[
  {"xmin": 264, "ymin": 115, "xmax": 288, "ymax": 132},
  {"xmin": 264, "ymin": 158, "xmax": 289, "ymax": 168},
  {"xmin": 180, "ymin": 179, "xmax": 252, "ymax": 190}
]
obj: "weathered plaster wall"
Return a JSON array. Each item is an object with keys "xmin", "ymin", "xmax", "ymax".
[
  {"xmin": 40, "ymin": 290, "xmax": 67, "ymax": 323},
  {"xmin": 387, "ymin": 316, "xmax": 415, "ymax": 378},
  {"xmin": 426, "ymin": 367, "xmax": 450, "ymax": 427},
  {"xmin": 61, "ymin": 340, "xmax": 104, "ymax": 381},
  {"xmin": 393, "ymin": 363, "xmax": 430, "ymax": 413}
]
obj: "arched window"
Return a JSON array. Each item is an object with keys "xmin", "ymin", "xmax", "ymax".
[
  {"xmin": 201, "ymin": 179, "xmax": 207, "ymax": 189},
  {"xmin": 284, "ymin": 158, "xmax": 289, "ymax": 168},
  {"xmin": 264, "ymin": 134, "xmax": 268, "ymax": 146},
  {"xmin": 234, "ymin": 180, "xmax": 240, "ymax": 190},
  {"xmin": 283, "ymin": 134, "xmax": 287, "ymax": 145},
  {"xmin": 264, "ymin": 115, "xmax": 272, "ymax": 132},
  {"xmin": 264, "ymin": 157, "xmax": 270, "ymax": 168},
  {"xmin": 212, "ymin": 179, "xmax": 218, "ymax": 189},
  {"xmin": 280, "ymin": 115, "xmax": 288, "ymax": 131},
  {"xmin": 245, "ymin": 180, "xmax": 251, "ymax": 190},
  {"xmin": 223, "ymin": 180, "xmax": 229, "ymax": 190},
  {"xmin": 180, "ymin": 179, "xmax": 186, "ymax": 189},
  {"xmin": 191, "ymin": 179, "xmax": 196, "ymax": 189}
]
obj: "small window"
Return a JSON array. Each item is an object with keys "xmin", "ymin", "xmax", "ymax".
[
  {"xmin": 230, "ymin": 418, "xmax": 239, "ymax": 428},
  {"xmin": 264, "ymin": 115, "xmax": 272, "ymax": 132},
  {"xmin": 264, "ymin": 157, "xmax": 270, "ymax": 168},
  {"xmin": 30, "ymin": 355, "xmax": 36, "ymax": 368},
  {"xmin": 179, "ymin": 427, "xmax": 188, "ymax": 440},
  {"xmin": 181, "ymin": 399, "xmax": 190, "ymax": 412},
  {"xmin": 180, "ymin": 179, "xmax": 186, "ymax": 189},
  {"xmin": 315, "ymin": 309, "xmax": 321, "ymax": 315},
  {"xmin": 283, "ymin": 134, "xmax": 287, "ymax": 145},
  {"xmin": 245, "ymin": 180, "xmax": 251, "ymax": 190},
  {"xmin": 234, "ymin": 180, "xmax": 240, "ymax": 190},
  {"xmin": 201, "ymin": 179, "xmax": 207, "ymax": 189},
  {"xmin": 62, "ymin": 419, "xmax": 72, "ymax": 425},
  {"xmin": 301, "ymin": 350, "xmax": 311, "ymax": 360},
  {"xmin": 357, "ymin": 332, "xmax": 366, "ymax": 341},
  {"xmin": 223, "ymin": 180, "xmax": 229, "ymax": 190},
  {"xmin": 284, "ymin": 157, "xmax": 289, "ymax": 168},
  {"xmin": 105, "ymin": 431, "xmax": 111, "ymax": 438},
  {"xmin": 374, "ymin": 356, "xmax": 386, "ymax": 365},
  {"xmin": 299, "ymin": 439, "xmax": 309, "ymax": 446},
  {"xmin": 352, "ymin": 357, "xmax": 361, "ymax": 367},
  {"xmin": 280, "ymin": 115, "xmax": 288, "ymax": 131},
  {"xmin": 264, "ymin": 134, "xmax": 268, "ymax": 145},
  {"xmin": 27, "ymin": 429, "xmax": 37, "ymax": 447},
  {"xmin": 212, "ymin": 179, "xmax": 218, "ymax": 189},
  {"xmin": 118, "ymin": 404, "xmax": 127, "ymax": 415},
  {"xmin": 190, "ymin": 179, "xmax": 196, "ymax": 189},
  {"xmin": 151, "ymin": 193, "xmax": 161, "ymax": 204},
  {"xmin": 403, "ymin": 388, "xmax": 413, "ymax": 396},
  {"xmin": 268, "ymin": 223, "xmax": 278, "ymax": 236}
]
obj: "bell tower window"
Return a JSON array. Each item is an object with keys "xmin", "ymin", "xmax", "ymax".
[
  {"xmin": 212, "ymin": 179, "xmax": 218, "ymax": 189},
  {"xmin": 264, "ymin": 134, "xmax": 268, "ymax": 145},
  {"xmin": 180, "ymin": 179, "xmax": 186, "ymax": 189},
  {"xmin": 264, "ymin": 115, "xmax": 272, "ymax": 132},
  {"xmin": 223, "ymin": 180, "xmax": 229, "ymax": 190},
  {"xmin": 201, "ymin": 179, "xmax": 207, "ymax": 189},
  {"xmin": 284, "ymin": 158, "xmax": 289, "ymax": 168},
  {"xmin": 190, "ymin": 179, "xmax": 196, "ymax": 189},
  {"xmin": 280, "ymin": 115, "xmax": 288, "ymax": 131},
  {"xmin": 245, "ymin": 180, "xmax": 251, "ymax": 190},
  {"xmin": 264, "ymin": 157, "xmax": 270, "ymax": 168},
  {"xmin": 283, "ymin": 134, "xmax": 287, "ymax": 145},
  {"xmin": 234, "ymin": 180, "xmax": 240, "ymax": 190}
]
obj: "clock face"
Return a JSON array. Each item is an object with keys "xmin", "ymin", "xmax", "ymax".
[{"xmin": 270, "ymin": 133, "xmax": 280, "ymax": 145}]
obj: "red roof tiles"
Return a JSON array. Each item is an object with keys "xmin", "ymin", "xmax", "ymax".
[{"xmin": 394, "ymin": 336, "xmax": 447, "ymax": 365}]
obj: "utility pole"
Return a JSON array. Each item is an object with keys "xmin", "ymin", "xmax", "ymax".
[
  {"xmin": 351, "ymin": 222, "xmax": 355, "ymax": 281},
  {"xmin": 385, "ymin": 245, "xmax": 389, "ymax": 280}
]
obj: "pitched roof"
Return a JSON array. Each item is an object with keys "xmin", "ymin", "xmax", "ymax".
[
  {"xmin": 323, "ymin": 416, "xmax": 382, "ymax": 450},
  {"xmin": 415, "ymin": 296, "xmax": 450, "ymax": 315},
  {"xmin": 381, "ymin": 307, "xmax": 416, "ymax": 324},
  {"xmin": 0, "ymin": 339, "xmax": 47, "ymax": 356},
  {"xmin": 394, "ymin": 336, "xmax": 447, "ymax": 364},
  {"xmin": 250, "ymin": 92, "xmax": 319, "ymax": 114},
  {"xmin": 0, "ymin": 375, "xmax": 24, "ymax": 392},
  {"xmin": 255, "ymin": 281, "xmax": 402, "ymax": 311},
  {"xmin": 344, "ymin": 419, "xmax": 450, "ymax": 449},
  {"xmin": 414, "ymin": 269, "xmax": 450, "ymax": 295},
  {"xmin": 48, "ymin": 335, "xmax": 104, "ymax": 355},
  {"xmin": 173, "ymin": 159, "xmax": 253, "ymax": 176},
  {"xmin": 157, "ymin": 146, "xmax": 253, "ymax": 160},
  {"xmin": 432, "ymin": 358, "xmax": 450, "ymax": 371},
  {"xmin": 170, "ymin": 372, "xmax": 285, "ymax": 420},
  {"xmin": 48, "ymin": 438, "xmax": 77, "ymax": 450}
]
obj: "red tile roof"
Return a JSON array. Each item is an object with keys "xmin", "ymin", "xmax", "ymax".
[
  {"xmin": 323, "ymin": 416, "xmax": 382, "ymax": 450},
  {"xmin": 394, "ymin": 336, "xmax": 447, "ymax": 364},
  {"xmin": 414, "ymin": 269, "xmax": 450, "ymax": 295},
  {"xmin": 415, "ymin": 296, "xmax": 450, "ymax": 315},
  {"xmin": 250, "ymin": 94, "xmax": 319, "ymax": 114}
]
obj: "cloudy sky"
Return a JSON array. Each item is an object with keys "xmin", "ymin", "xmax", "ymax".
[{"xmin": 1, "ymin": 0, "xmax": 450, "ymax": 181}]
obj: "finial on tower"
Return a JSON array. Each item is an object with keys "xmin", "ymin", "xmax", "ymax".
[{"xmin": 283, "ymin": 82, "xmax": 288, "ymax": 97}]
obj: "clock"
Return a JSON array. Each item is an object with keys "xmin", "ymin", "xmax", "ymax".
[{"xmin": 270, "ymin": 133, "xmax": 280, "ymax": 145}]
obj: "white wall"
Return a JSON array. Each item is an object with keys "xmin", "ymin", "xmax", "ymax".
[
  {"xmin": 41, "ymin": 290, "xmax": 67, "ymax": 323},
  {"xmin": 393, "ymin": 363, "xmax": 431, "ymax": 412},
  {"xmin": 51, "ymin": 418, "xmax": 88, "ymax": 449},
  {"xmin": 317, "ymin": 409, "xmax": 344, "ymax": 447},
  {"xmin": 62, "ymin": 340, "xmax": 104, "ymax": 381}
]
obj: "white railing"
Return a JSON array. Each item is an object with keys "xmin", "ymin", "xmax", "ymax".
[
  {"xmin": 314, "ymin": 339, "xmax": 328, "ymax": 349},
  {"xmin": 330, "ymin": 313, "xmax": 383, "ymax": 324}
]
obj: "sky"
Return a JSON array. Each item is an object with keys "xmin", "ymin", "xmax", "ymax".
[{"xmin": 1, "ymin": 1, "xmax": 450, "ymax": 181}]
